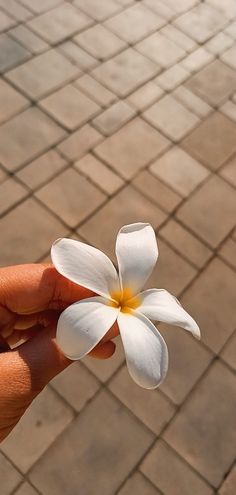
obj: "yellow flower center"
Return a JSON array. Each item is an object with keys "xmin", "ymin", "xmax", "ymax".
[{"xmin": 109, "ymin": 287, "xmax": 140, "ymax": 314}]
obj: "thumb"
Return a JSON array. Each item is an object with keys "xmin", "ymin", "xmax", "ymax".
[
  {"xmin": 0, "ymin": 324, "xmax": 68, "ymax": 442},
  {"xmin": 1, "ymin": 323, "xmax": 116, "ymax": 398},
  {"xmin": 0, "ymin": 325, "xmax": 115, "ymax": 442},
  {"xmin": 0, "ymin": 324, "xmax": 70, "ymax": 402}
]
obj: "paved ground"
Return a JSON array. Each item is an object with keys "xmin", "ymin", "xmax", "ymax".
[{"xmin": 0, "ymin": 0, "xmax": 236, "ymax": 493}]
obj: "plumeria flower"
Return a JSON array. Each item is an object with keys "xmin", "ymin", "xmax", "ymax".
[{"xmin": 51, "ymin": 223, "xmax": 200, "ymax": 389}]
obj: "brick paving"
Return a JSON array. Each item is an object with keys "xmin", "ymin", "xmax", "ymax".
[{"xmin": 0, "ymin": 0, "xmax": 236, "ymax": 493}]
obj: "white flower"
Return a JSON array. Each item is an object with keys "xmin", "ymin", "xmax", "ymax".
[{"xmin": 51, "ymin": 223, "xmax": 200, "ymax": 389}]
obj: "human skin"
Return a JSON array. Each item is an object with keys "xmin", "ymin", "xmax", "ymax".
[{"xmin": 0, "ymin": 264, "xmax": 118, "ymax": 442}]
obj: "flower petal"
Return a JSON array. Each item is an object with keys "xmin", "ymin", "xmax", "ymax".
[
  {"xmin": 118, "ymin": 311, "xmax": 168, "ymax": 389},
  {"xmin": 56, "ymin": 296, "xmax": 119, "ymax": 360},
  {"xmin": 137, "ymin": 289, "xmax": 200, "ymax": 338},
  {"xmin": 115, "ymin": 223, "xmax": 158, "ymax": 296},
  {"xmin": 51, "ymin": 238, "xmax": 119, "ymax": 298}
]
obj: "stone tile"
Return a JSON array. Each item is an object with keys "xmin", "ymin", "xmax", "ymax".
[
  {"xmin": 221, "ymin": 330, "xmax": 236, "ymax": 372},
  {"xmin": 146, "ymin": 239, "xmax": 196, "ymax": 297},
  {"xmin": 6, "ymin": 49, "xmax": 79, "ymax": 100},
  {"xmin": 28, "ymin": 4, "xmax": 92, "ymax": 45},
  {"xmin": 16, "ymin": 150, "xmax": 67, "ymax": 190},
  {"xmin": 221, "ymin": 43, "xmax": 236, "ymax": 70},
  {"xmin": 144, "ymin": 95, "xmax": 199, "ymax": 142},
  {"xmin": 160, "ymin": 24, "xmax": 197, "ymax": 52},
  {"xmin": 0, "ymin": 79, "xmax": 29, "ymax": 125},
  {"xmin": 117, "ymin": 0, "xmax": 134, "ymax": 5},
  {"xmin": 40, "ymin": 84, "xmax": 100, "ymax": 131},
  {"xmin": 75, "ymin": 153, "xmax": 124, "ymax": 195},
  {"xmin": 208, "ymin": 0, "xmax": 236, "ymax": 19},
  {"xmin": 29, "ymin": 390, "xmax": 154, "ymax": 495},
  {"xmin": 74, "ymin": 0, "xmax": 121, "ymax": 21},
  {"xmin": 0, "ymin": 452, "xmax": 22, "ymax": 494},
  {"xmin": 141, "ymin": 440, "xmax": 213, "ymax": 495},
  {"xmin": 181, "ymin": 47, "xmax": 214, "ymax": 73},
  {"xmin": 1, "ymin": 386, "xmax": 73, "ymax": 473},
  {"xmin": 79, "ymin": 186, "xmax": 167, "ymax": 262},
  {"xmin": 159, "ymin": 322, "xmax": 213, "ymax": 405},
  {"xmin": 95, "ymin": 117, "xmax": 169, "ymax": 179},
  {"xmin": 0, "ymin": 177, "xmax": 28, "ymax": 216},
  {"xmin": 164, "ymin": 361, "xmax": 236, "ymax": 487},
  {"xmin": 0, "ymin": 34, "xmax": 30, "ymax": 72},
  {"xmin": 0, "ymin": 107, "xmax": 65, "ymax": 172},
  {"xmin": 127, "ymin": 81, "xmax": 164, "ymax": 112},
  {"xmin": 173, "ymin": 85, "xmax": 212, "ymax": 118},
  {"xmin": 36, "ymin": 168, "xmax": 105, "ymax": 228},
  {"xmin": 51, "ymin": 362, "xmax": 100, "ymax": 412},
  {"xmin": 166, "ymin": 211, "xmax": 208, "ymax": 268},
  {"xmin": 133, "ymin": 170, "xmax": 182, "ymax": 213},
  {"xmin": 75, "ymin": 74, "xmax": 116, "ymax": 107},
  {"xmin": 0, "ymin": 0, "xmax": 32, "ymax": 22},
  {"xmin": 109, "ymin": 365, "xmax": 176, "ymax": 434},
  {"xmin": 160, "ymin": 219, "xmax": 212, "ymax": 269},
  {"xmin": 74, "ymin": 24, "xmax": 126, "ymax": 60},
  {"xmin": 118, "ymin": 472, "xmax": 159, "ymax": 495},
  {"xmin": 0, "ymin": 10, "xmax": 15, "ymax": 31},
  {"xmin": 58, "ymin": 40, "xmax": 98, "ymax": 70},
  {"xmin": 14, "ymin": 482, "xmax": 38, "ymax": 495},
  {"xmin": 181, "ymin": 258, "xmax": 236, "ymax": 353},
  {"xmin": 174, "ymin": 3, "xmax": 227, "ymax": 43},
  {"xmin": 161, "ymin": 0, "xmax": 198, "ymax": 15},
  {"xmin": 105, "ymin": 3, "xmax": 165, "ymax": 44},
  {"xmin": 83, "ymin": 337, "xmax": 125, "ymax": 382},
  {"xmin": 225, "ymin": 21, "xmax": 236, "ymax": 38},
  {"xmin": 92, "ymin": 48, "xmax": 158, "ymax": 97},
  {"xmin": 155, "ymin": 64, "xmax": 189, "ymax": 91},
  {"xmin": 220, "ymin": 155, "xmax": 236, "ymax": 187},
  {"xmin": 20, "ymin": 0, "xmax": 62, "ymax": 14},
  {"xmin": 144, "ymin": 0, "xmax": 174, "ymax": 20},
  {"xmin": 150, "ymin": 146, "xmax": 209, "ymax": 197},
  {"xmin": 177, "ymin": 175, "xmax": 236, "ymax": 248},
  {"xmin": 181, "ymin": 112, "xmax": 236, "ymax": 170},
  {"xmin": 219, "ymin": 464, "xmax": 236, "ymax": 495},
  {"xmin": 220, "ymin": 100, "xmax": 236, "ymax": 122},
  {"xmin": 136, "ymin": 32, "xmax": 185, "ymax": 69},
  {"xmin": 205, "ymin": 32, "xmax": 234, "ymax": 55},
  {"xmin": 92, "ymin": 100, "xmax": 136, "ymax": 135},
  {"xmin": 58, "ymin": 124, "xmax": 103, "ymax": 162},
  {"xmin": 0, "ymin": 198, "xmax": 66, "ymax": 266},
  {"xmin": 185, "ymin": 60, "xmax": 236, "ymax": 106},
  {"xmin": 9, "ymin": 24, "xmax": 49, "ymax": 54},
  {"xmin": 40, "ymin": 231, "xmax": 82, "ymax": 264},
  {"xmin": 219, "ymin": 237, "xmax": 236, "ymax": 270}
]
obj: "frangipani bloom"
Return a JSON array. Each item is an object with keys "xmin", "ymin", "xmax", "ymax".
[{"xmin": 51, "ymin": 223, "xmax": 200, "ymax": 389}]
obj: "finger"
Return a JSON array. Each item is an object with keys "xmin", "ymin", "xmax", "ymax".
[
  {"xmin": 89, "ymin": 341, "xmax": 116, "ymax": 359},
  {"xmin": 0, "ymin": 264, "xmax": 93, "ymax": 315},
  {"xmin": 13, "ymin": 311, "xmax": 57, "ymax": 330},
  {"xmin": 5, "ymin": 327, "xmax": 116, "ymax": 358},
  {"xmin": 5, "ymin": 326, "xmax": 42, "ymax": 349},
  {"xmin": 0, "ymin": 308, "xmax": 59, "ymax": 346},
  {"xmin": 2, "ymin": 323, "xmax": 117, "ymax": 393},
  {"xmin": 1, "ymin": 324, "xmax": 69, "ymax": 394},
  {"xmin": 100, "ymin": 321, "xmax": 120, "ymax": 343}
]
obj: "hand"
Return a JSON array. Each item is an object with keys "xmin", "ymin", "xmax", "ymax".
[{"xmin": 0, "ymin": 264, "xmax": 117, "ymax": 442}]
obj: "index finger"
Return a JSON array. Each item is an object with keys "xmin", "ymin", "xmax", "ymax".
[{"xmin": 0, "ymin": 264, "xmax": 93, "ymax": 315}]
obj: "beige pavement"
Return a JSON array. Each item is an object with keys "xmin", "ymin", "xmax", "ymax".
[{"xmin": 0, "ymin": 0, "xmax": 236, "ymax": 494}]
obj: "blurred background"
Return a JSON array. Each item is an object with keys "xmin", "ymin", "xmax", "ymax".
[{"xmin": 0, "ymin": 0, "xmax": 236, "ymax": 494}]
